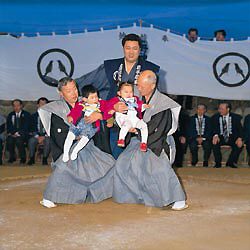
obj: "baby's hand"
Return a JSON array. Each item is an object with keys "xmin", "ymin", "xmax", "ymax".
[
  {"xmin": 129, "ymin": 128, "xmax": 137, "ymax": 133},
  {"xmin": 106, "ymin": 123, "xmax": 113, "ymax": 128},
  {"xmin": 108, "ymin": 110, "xmax": 115, "ymax": 115},
  {"xmin": 67, "ymin": 116, "xmax": 73, "ymax": 123},
  {"xmin": 143, "ymin": 104, "xmax": 151, "ymax": 109}
]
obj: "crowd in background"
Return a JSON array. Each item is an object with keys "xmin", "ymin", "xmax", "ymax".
[
  {"xmin": 173, "ymin": 101, "xmax": 250, "ymax": 168},
  {"xmin": 187, "ymin": 28, "xmax": 227, "ymax": 42},
  {"xmin": 0, "ymin": 98, "xmax": 50, "ymax": 166}
]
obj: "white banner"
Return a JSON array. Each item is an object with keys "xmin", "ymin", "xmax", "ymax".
[{"xmin": 0, "ymin": 26, "xmax": 250, "ymax": 100}]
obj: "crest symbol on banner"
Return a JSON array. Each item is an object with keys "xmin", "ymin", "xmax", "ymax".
[
  {"xmin": 213, "ymin": 52, "xmax": 250, "ymax": 87},
  {"xmin": 37, "ymin": 48, "xmax": 74, "ymax": 87}
]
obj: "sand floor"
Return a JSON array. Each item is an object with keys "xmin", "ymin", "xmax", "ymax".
[{"xmin": 0, "ymin": 166, "xmax": 250, "ymax": 250}]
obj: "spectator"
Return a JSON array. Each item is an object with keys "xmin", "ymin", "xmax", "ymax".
[
  {"xmin": 188, "ymin": 104, "xmax": 212, "ymax": 167},
  {"xmin": 28, "ymin": 97, "xmax": 50, "ymax": 166},
  {"xmin": 188, "ymin": 28, "xmax": 198, "ymax": 43},
  {"xmin": 173, "ymin": 108, "xmax": 190, "ymax": 167},
  {"xmin": 243, "ymin": 114, "xmax": 250, "ymax": 166},
  {"xmin": 6, "ymin": 99, "xmax": 31, "ymax": 164},
  {"xmin": 214, "ymin": 30, "xmax": 226, "ymax": 41},
  {"xmin": 0, "ymin": 114, "xmax": 6, "ymax": 165},
  {"xmin": 211, "ymin": 102, "xmax": 243, "ymax": 168}
]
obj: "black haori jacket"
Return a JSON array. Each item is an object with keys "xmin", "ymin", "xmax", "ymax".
[
  {"xmin": 104, "ymin": 57, "xmax": 160, "ymax": 99},
  {"xmin": 76, "ymin": 57, "xmax": 160, "ymax": 100}
]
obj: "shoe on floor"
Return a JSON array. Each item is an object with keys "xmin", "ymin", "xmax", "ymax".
[
  {"xmin": 42, "ymin": 158, "xmax": 48, "ymax": 165},
  {"xmin": 40, "ymin": 199, "xmax": 57, "ymax": 208},
  {"xmin": 8, "ymin": 158, "xmax": 16, "ymax": 163},
  {"xmin": 20, "ymin": 158, "xmax": 26, "ymax": 164},
  {"xmin": 27, "ymin": 157, "xmax": 35, "ymax": 165},
  {"xmin": 226, "ymin": 162, "xmax": 238, "ymax": 168},
  {"xmin": 171, "ymin": 204, "xmax": 189, "ymax": 211},
  {"xmin": 213, "ymin": 163, "xmax": 221, "ymax": 168},
  {"xmin": 171, "ymin": 200, "xmax": 189, "ymax": 211},
  {"xmin": 203, "ymin": 161, "xmax": 208, "ymax": 167}
]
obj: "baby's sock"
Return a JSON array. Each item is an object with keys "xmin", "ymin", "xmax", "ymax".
[{"xmin": 70, "ymin": 136, "xmax": 89, "ymax": 160}]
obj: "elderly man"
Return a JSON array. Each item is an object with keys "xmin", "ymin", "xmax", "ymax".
[
  {"xmin": 211, "ymin": 102, "xmax": 243, "ymax": 168},
  {"xmin": 38, "ymin": 77, "xmax": 114, "ymax": 208},
  {"xmin": 39, "ymin": 78, "xmax": 79, "ymax": 162},
  {"xmin": 113, "ymin": 70, "xmax": 188, "ymax": 210},
  {"xmin": 76, "ymin": 33, "xmax": 160, "ymax": 158},
  {"xmin": 188, "ymin": 104, "xmax": 212, "ymax": 167}
]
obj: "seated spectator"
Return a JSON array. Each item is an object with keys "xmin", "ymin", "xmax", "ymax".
[
  {"xmin": 0, "ymin": 114, "xmax": 6, "ymax": 165},
  {"xmin": 28, "ymin": 97, "xmax": 50, "ymax": 165},
  {"xmin": 214, "ymin": 29, "xmax": 226, "ymax": 41},
  {"xmin": 188, "ymin": 104, "xmax": 212, "ymax": 167},
  {"xmin": 211, "ymin": 102, "xmax": 243, "ymax": 168},
  {"xmin": 243, "ymin": 114, "xmax": 250, "ymax": 166},
  {"xmin": 6, "ymin": 99, "xmax": 31, "ymax": 164},
  {"xmin": 188, "ymin": 28, "xmax": 198, "ymax": 43},
  {"xmin": 173, "ymin": 108, "xmax": 189, "ymax": 167}
]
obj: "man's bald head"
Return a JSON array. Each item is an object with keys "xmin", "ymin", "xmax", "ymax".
[
  {"xmin": 137, "ymin": 70, "xmax": 157, "ymax": 99},
  {"xmin": 138, "ymin": 70, "xmax": 157, "ymax": 86}
]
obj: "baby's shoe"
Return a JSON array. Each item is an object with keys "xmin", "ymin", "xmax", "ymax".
[
  {"xmin": 62, "ymin": 154, "xmax": 69, "ymax": 162},
  {"xmin": 70, "ymin": 151, "xmax": 78, "ymax": 161},
  {"xmin": 140, "ymin": 143, "xmax": 147, "ymax": 152},
  {"xmin": 117, "ymin": 139, "xmax": 125, "ymax": 147}
]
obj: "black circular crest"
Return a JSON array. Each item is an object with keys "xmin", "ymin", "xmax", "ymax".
[
  {"xmin": 37, "ymin": 48, "xmax": 74, "ymax": 87},
  {"xmin": 213, "ymin": 52, "xmax": 250, "ymax": 87}
]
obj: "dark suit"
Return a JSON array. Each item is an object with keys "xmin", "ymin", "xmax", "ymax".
[
  {"xmin": 243, "ymin": 114, "xmax": 250, "ymax": 163},
  {"xmin": 6, "ymin": 110, "xmax": 31, "ymax": 163},
  {"xmin": 188, "ymin": 115, "xmax": 212, "ymax": 166},
  {"xmin": 211, "ymin": 112, "xmax": 243, "ymax": 166},
  {"xmin": 173, "ymin": 109, "xmax": 189, "ymax": 167},
  {"xmin": 28, "ymin": 112, "xmax": 50, "ymax": 162}
]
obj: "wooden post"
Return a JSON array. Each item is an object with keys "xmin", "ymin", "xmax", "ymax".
[{"xmin": 139, "ymin": 19, "xmax": 143, "ymax": 27}]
